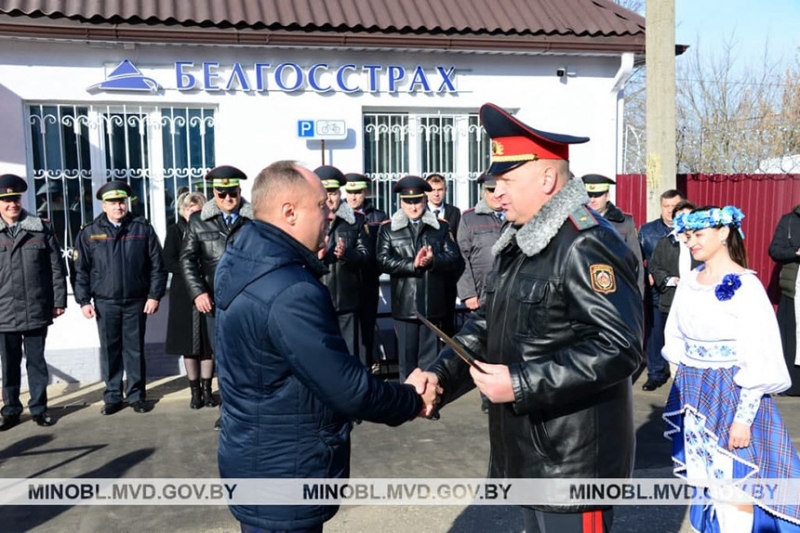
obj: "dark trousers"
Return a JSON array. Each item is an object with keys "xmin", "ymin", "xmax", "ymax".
[
  {"xmin": 522, "ymin": 507, "xmax": 613, "ymax": 533},
  {"xmin": 337, "ymin": 311, "xmax": 360, "ymax": 361},
  {"xmin": 644, "ymin": 306, "xmax": 669, "ymax": 381},
  {"xmin": 95, "ymin": 299, "xmax": 147, "ymax": 405},
  {"xmin": 0, "ymin": 327, "xmax": 49, "ymax": 417},
  {"xmin": 240, "ymin": 522, "xmax": 322, "ymax": 533},
  {"xmin": 358, "ymin": 274, "xmax": 381, "ymax": 367},
  {"xmin": 394, "ymin": 318, "xmax": 440, "ymax": 382}
]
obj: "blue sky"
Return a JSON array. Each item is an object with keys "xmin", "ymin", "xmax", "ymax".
[{"xmin": 675, "ymin": 0, "xmax": 799, "ymax": 74}]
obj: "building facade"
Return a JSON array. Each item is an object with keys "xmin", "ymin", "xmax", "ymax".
[{"xmin": 0, "ymin": 0, "xmax": 645, "ymax": 384}]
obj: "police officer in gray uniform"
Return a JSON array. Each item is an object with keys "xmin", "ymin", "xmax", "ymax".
[{"xmin": 0, "ymin": 174, "xmax": 67, "ymax": 430}]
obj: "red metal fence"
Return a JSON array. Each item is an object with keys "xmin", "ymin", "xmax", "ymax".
[{"xmin": 616, "ymin": 174, "xmax": 800, "ymax": 303}]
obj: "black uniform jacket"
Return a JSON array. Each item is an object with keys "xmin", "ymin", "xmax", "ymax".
[
  {"xmin": 180, "ymin": 199, "xmax": 253, "ymax": 303},
  {"xmin": 73, "ymin": 212, "xmax": 166, "ymax": 305},
  {"xmin": 377, "ymin": 208, "xmax": 463, "ymax": 320},
  {"xmin": 430, "ymin": 178, "xmax": 643, "ymax": 512},
  {"xmin": 0, "ymin": 211, "xmax": 67, "ymax": 331},
  {"xmin": 319, "ymin": 202, "xmax": 371, "ymax": 313}
]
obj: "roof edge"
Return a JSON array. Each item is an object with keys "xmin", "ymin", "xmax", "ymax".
[{"xmin": 0, "ymin": 22, "xmax": 647, "ymax": 54}]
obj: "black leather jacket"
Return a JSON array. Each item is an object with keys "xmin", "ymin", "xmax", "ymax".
[
  {"xmin": 377, "ymin": 209, "xmax": 463, "ymax": 320},
  {"xmin": 430, "ymin": 179, "xmax": 643, "ymax": 512},
  {"xmin": 319, "ymin": 203, "xmax": 371, "ymax": 313},
  {"xmin": 180, "ymin": 199, "xmax": 253, "ymax": 304}
]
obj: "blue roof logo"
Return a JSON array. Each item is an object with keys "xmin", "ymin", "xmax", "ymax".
[{"xmin": 88, "ymin": 59, "xmax": 160, "ymax": 92}]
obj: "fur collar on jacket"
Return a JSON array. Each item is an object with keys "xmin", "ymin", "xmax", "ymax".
[
  {"xmin": 390, "ymin": 207, "xmax": 440, "ymax": 232},
  {"xmin": 492, "ymin": 177, "xmax": 589, "ymax": 258},
  {"xmin": 474, "ymin": 198, "xmax": 499, "ymax": 216},
  {"xmin": 0, "ymin": 210, "xmax": 44, "ymax": 233},
  {"xmin": 334, "ymin": 201, "xmax": 356, "ymax": 225},
  {"xmin": 201, "ymin": 198, "xmax": 254, "ymax": 222}
]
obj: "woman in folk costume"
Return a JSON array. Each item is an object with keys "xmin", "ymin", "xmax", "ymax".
[{"xmin": 662, "ymin": 205, "xmax": 800, "ymax": 532}]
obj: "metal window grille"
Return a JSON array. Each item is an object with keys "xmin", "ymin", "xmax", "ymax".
[
  {"xmin": 363, "ymin": 112, "xmax": 490, "ymax": 215},
  {"xmin": 26, "ymin": 104, "xmax": 216, "ymax": 254}
]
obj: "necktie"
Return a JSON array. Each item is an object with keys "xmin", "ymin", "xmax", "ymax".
[
  {"xmin": 496, "ymin": 212, "xmax": 505, "ymax": 223},
  {"xmin": 434, "ymin": 209, "xmax": 441, "ymax": 218},
  {"xmin": 225, "ymin": 215, "xmax": 232, "ymax": 228}
]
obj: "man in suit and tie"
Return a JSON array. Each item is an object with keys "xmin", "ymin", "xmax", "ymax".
[{"xmin": 425, "ymin": 174, "xmax": 462, "ymax": 335}]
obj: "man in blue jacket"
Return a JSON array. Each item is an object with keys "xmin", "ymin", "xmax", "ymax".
[{"xmin": 214, "ymin": 160, "xmax": 437, "ymax": 533}]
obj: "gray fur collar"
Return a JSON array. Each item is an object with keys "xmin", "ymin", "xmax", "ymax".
[
  {"xmin": 201, "ymin": 198, "xmax": 254, "ymax": 221},
  {"xmin": 492, "ymin": 177, "xmax": 590, "ymax": 257},
  {"xmin": 391, "ymin": 207, "xmax": 440, "ymax": 232},
  {"xmin": 334, "ymin": 201, "xmax": 356, "ymax": 225},
  {"xmin": 0, "ymin": 210, "xmax": 44, "ymax": 233},
  {"xmin": 474, "ymin": 198, "xmax": 498, "ymax": 216}
]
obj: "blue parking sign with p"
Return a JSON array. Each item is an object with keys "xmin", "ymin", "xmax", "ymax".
[{"xmin": 298, "ymin": 120, "xmax": 315, "ymax": 138}]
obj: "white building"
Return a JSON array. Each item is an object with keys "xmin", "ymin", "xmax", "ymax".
[{"xmin": 0, "ymin": 0, "xmax": 646, "ymax": 384}]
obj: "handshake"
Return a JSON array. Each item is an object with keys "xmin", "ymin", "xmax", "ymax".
[{"xmin": 404, "ymin": 368, "xmax": 442, "ymax": 419}]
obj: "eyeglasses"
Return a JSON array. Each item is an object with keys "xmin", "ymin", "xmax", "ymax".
[{"xmin": 215, "ymin": 189, "xmax": 239, "ymax": 199}]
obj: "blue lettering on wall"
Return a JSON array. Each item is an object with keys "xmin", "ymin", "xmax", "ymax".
[
  {"xmin": 168, "ymin": 62, "xmax": 458, "ymax": 94},
  {"xmin": 275, "ymin": 62, "xmax": 303, "ymax": 91}
]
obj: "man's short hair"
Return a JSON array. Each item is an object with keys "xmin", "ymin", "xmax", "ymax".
[
  {"xmin": 252, "ymin": 160, "xmax": 307, "ymax": 217},
  {"xmin": 660, "ymin": 189, "xmax": 683, "ymax": 201},
  {"xmin": 671, "ymin": 200, "xmax": 696, "ymax": 218},
  {"xmin": 425, "ymin": 174, "xmax": 446, "ymax": 185}
]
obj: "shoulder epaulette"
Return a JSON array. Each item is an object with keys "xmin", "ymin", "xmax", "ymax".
[
  {"xmin": 569, "ymin": 205, "xmax": 599, "ymax": 232},
  {"xmin": 354, "ymin": 209, "xmax": 365, "ymax": 216},
  {"xmin": 463, "ymin": 207, "xmax": 476, "ymax": 214},
  {"xmin": 380, "ymin": 219, "xmax": 391, "ymax": 225}
]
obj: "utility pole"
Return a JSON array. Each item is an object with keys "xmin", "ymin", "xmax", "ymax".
[{"xmin": 645, "ymin": 0, "xmax": 677, "ymax": 220}]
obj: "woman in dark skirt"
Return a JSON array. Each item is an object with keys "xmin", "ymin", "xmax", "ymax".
[
  {"xmin": 768, "ymin": 206, "xmax": 800, "ymax": 396},
  {"xmin": 163, "ymin": 192, "xmax": 213, "ymax": 409}
]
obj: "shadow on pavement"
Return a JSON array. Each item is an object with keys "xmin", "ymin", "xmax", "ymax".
[{"xmin": 1, "ymin": 447, "xmax": 155, "ymax": 531}]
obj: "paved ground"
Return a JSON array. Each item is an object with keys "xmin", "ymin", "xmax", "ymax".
[{"xmin": 1, "ymin": 373, "xmax": 799, "ymax": 533}]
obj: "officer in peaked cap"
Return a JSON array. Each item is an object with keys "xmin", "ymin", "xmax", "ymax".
[
  {"xmin": 95, "ymin": 180, "xmax": 133, "ymax": 201},
  {"xmin": 344, "ymin": 172, "xmax": 389, "ymax": 372},
  {"xmin": 421, "ymin": 103, "xmax": 643, "ymax": 533},
  {"xmin": 312, "ymin": 165, "xmax": 371, "ymax": 365},
  {"xmin": 581, "ymin": 173, "xmax": 644, "ymax": 294},
  {"xmin": 314, "ymin": 165, "xmax": 346, "ymax": 191},
  {"xmin": 0, "ymin": 173, "xmax": 67, "ymax": 431},
  {"xmin": 181, "ymin": 164, "xmax": 253, "ymax": 430},
  {"xmin": 376, "ymin": 175, "xmax": 462, "ymax": 382},
  {"xmin": 73, "ymin": 179, "xmax": 167, "ymax": 416},
  {"xmin": 0, "ymin": 173, "xmax": 28, "ymax": 198}
]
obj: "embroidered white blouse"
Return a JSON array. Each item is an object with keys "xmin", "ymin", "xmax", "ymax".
[{"xmin": 662, "ymin": 268, "xmax": 790, "ymax": 423}]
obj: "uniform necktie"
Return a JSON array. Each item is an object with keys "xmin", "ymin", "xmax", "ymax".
[
  {"xmin": 434, "ymin": 208, "xmax": 441, "ymax": 218},
  {"xmin": 224, "ymin": 215, "xmax": 232, "ymax": 228},
  {"xmin": 495, "ymin": 211, "xmax": 505, "ymax": 223}
]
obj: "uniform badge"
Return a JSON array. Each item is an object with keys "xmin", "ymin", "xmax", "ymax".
[
  {"xmin": 72, "ymin": 248, "xmax": 79, "ymax": 262},
  {"xmin": 363, "ymin": 223, "xmax": 370, "ymax": 236},
  {"xmin": 90, "ymin": 234, "xmax": 108, "ymax": 241},
  {"xmin": 590, "ymin": 264, "xmax": 616, "ymax": 294}
]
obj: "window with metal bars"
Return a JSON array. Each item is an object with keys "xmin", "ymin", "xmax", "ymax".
[
  {"xmin": 362, "ymin": 112, "xmax": 491, "ymax": 216},
  {"xmin": 26, "ymin": 104, "xmax": 216, "ymax": 251}
]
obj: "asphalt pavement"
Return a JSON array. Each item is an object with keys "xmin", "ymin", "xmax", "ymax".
[{"xmin": 0, "ymin": 373, "xmax": 799, "ymax": 533}]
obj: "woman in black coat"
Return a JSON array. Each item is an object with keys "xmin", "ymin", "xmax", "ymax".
[{"xmin": 163, "ymin": 192, "xmax": 213, "ymax": 408}]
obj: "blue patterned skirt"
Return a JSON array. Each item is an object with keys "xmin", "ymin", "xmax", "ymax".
[{"xmin": 663, "ymin": 364, "xmax": 800, "ymax": 531}]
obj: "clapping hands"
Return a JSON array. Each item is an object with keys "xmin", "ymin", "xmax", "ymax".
[
  {"xmin": 405, "ymin": 368, "xmax": 442, "ymax": 418},
  {"xmin": 414, "ymin": 246, "xmax": 433, "ymax": 269}
]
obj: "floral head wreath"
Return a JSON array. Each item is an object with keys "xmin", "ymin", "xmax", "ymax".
[{"xmin": 673, "ymin": 206, "xmax": 745, "ymax": 239}]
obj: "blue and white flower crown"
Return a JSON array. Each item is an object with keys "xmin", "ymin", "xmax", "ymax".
[{"xmin": 673, "ymin": 206, "xmax": 745, "ymax": 238}]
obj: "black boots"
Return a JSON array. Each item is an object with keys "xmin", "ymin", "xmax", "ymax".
[
  {"xmin": 201, "ymin": 378, "xmax": 217, "ymax": 408},
  {"xmin": 189, "ymin": 379, "xmax": 203, "ymax": 409}
]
